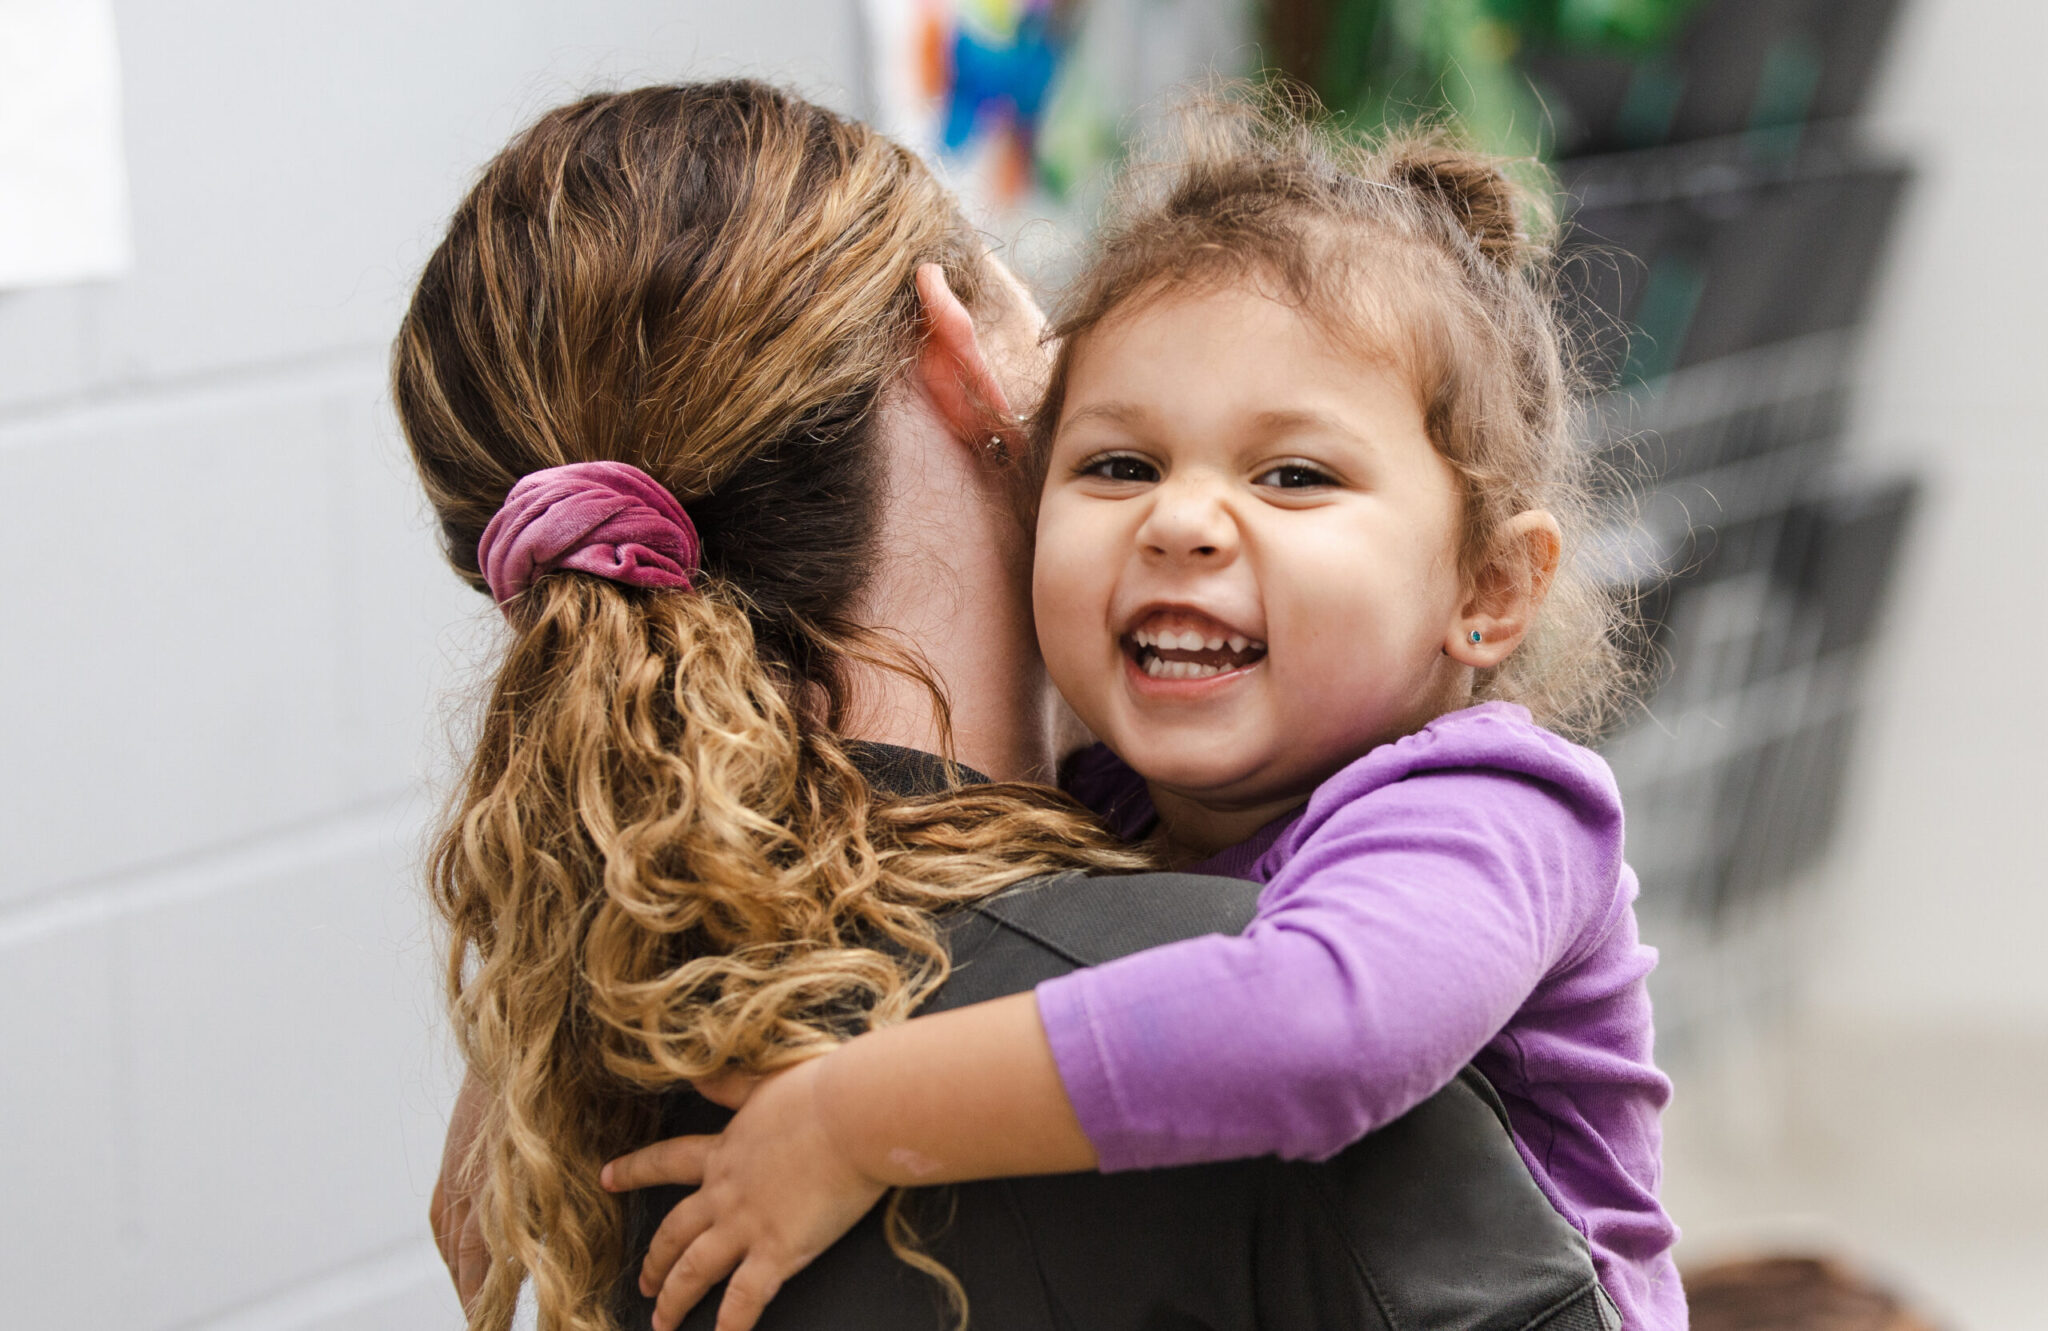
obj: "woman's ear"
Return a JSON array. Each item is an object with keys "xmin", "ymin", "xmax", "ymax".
[
  {"xmin": 912, "ymin": 263, "xmax": 1014, "ymax": 451},
  {"xmin": 1444, "ymin": 510, "xmax": 1564, "ymax": 668}
]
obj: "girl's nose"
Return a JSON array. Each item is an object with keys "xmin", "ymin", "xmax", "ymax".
[{"xmin": 1137, "ymin": 480, "xmax": 1238, "ymax": 563}]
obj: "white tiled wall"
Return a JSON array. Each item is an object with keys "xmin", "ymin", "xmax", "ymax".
[
  {"xmin": 0, "ymin": 912, "xmax": 126, "ymax": 1330},
  {"xmin": 0, "ymin": 4, "xmax": 860, "ymax": 1327},
  {"xmin": 3, "ymin": 378, "xmax": 366, "ymax": 901},
  {"xmin": 0, "ymin": 286, "xmax": 95, "ymax": 411},
  {"xmin": 119, "ymin": 821, "xmax": 443, "ymax": 1325}
]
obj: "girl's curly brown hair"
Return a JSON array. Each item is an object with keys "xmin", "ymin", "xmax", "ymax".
[{"xmin": 392, "ymin": 81, "xmax": 1143, "ymax": 1331}]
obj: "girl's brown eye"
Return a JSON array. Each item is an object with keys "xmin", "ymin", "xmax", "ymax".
[
  {"xmin": 1081, "ymin": 453, "xmax": 1158, "ymax": 484},
  {"xmin": 1256, "ymin": 463, "xmax": 1335, "ymax": 489}
]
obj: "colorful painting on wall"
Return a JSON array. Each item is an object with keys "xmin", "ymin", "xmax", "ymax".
[
  {"xmin": 863, "ymin": 0, "xmax": 1102, "ymax": 219},
  {"xmin": 861, "ymin": 0, "xmax": 1251, "ymax": 269}
]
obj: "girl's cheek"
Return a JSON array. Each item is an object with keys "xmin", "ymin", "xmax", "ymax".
[
  {"xmin": 1034, "ymin": 559, "xmax": 1093, "ymax": 654},
  {"xmin": 1031, "ymin": 543, "xmax": 1089, "ymax": 657},
  {"xmin": 1031, "ymin": 551, "xmax": 1117, "ymax": 721}
]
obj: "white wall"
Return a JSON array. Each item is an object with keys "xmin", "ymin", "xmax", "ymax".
[
  {"xmin": 0, "ymin": 5, "xmax": 861, "ymax": 1328},
  {"xmin": 1810, "ymin": 0, "xmax": 2048, "ymax": 1031},
  {"xmin": 1655, "ymin": 8, "xmax": 2048, "ymax": 1320}
]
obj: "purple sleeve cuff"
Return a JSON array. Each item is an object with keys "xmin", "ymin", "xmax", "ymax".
[{"xmin": 1035, "ymin": 973, "xmax": 1150, "ymax": 1172}]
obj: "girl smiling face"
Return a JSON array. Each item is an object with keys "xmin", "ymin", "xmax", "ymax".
[{"xmin": 1033, "ymin": 279, "xmax": 1488, "ymax": 838}]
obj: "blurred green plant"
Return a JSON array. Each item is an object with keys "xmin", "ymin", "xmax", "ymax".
[{"xmin": 1266, "ymin": 0, "xmax": 1702, "ymax": 155}]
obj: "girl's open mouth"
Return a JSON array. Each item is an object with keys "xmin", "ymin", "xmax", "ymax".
[{"xmin": 1122, "ymin": 618, "xmax": 1268, "ymax": 681}]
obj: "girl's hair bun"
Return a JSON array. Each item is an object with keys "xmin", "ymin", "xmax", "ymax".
[{"xmin": 1389, "ymin": 146, "xmax": 1529, "ymax": 272}]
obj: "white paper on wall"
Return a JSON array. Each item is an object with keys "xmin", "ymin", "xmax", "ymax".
[{"xmin": 0, "ymin": 0, "xmax": 131, "ymax": 288}]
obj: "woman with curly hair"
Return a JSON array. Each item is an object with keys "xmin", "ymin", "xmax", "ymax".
[{"xmin": 401, "ymin": 79, "xmax": 1614, "ymax": 1331}]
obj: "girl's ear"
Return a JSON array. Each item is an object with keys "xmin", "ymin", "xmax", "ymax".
[
  {"xmin": 1445, "ymin": 511, "xmax": 1563, "ymax": 668},
  {"xmin": 912, "ymin": 263, "xmax": 1014, "ymax": 452}
]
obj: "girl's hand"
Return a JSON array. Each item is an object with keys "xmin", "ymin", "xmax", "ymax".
[{"xmin": 603, "ymin": 1056, "xmax": 886, "ymax": 1331}]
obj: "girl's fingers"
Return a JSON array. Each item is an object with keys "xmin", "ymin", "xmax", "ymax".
[
  {"xmin": 652, "ymin": 1231, "xmax": 745, "ymax": 1331},
  {"xmin": 713, "ymin": 1256, "xmax": 785, "ymax": 1331},
  {"xmin": 604, "ymin": 1135, "xmax": 716, "ymax": 1191},
  {"xmin": 641, "ymin": 1192, "xmax": 713, "ymax": 1297},
  {"xmin": 690, "ymin": 1069, "xmax": 760, "ymax": 1110}
]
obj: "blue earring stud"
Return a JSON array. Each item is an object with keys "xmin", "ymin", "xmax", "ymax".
[{"xmin": 1468, "ymin": 630, "xmax": 1484, "ymax": 645}]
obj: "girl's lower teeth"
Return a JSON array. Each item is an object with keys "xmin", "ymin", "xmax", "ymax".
[{"xmin": 1143, "ymin": 655, "xmax": 1225, "ymax": 680}]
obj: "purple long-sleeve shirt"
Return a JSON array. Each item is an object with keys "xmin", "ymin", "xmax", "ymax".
[{"xmin": 1037, "ymin": 702, "xmax": 1686, "ymax": 1329}]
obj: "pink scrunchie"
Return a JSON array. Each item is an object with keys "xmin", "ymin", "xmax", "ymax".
[{"xmin": 477, "ymin": 460, "xmax": 701, "ymax": 606}]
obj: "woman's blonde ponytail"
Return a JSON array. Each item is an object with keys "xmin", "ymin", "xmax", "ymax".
[{"xmin": 396, "ymin": 82, "xmax": 1144, "ymax": 1331}]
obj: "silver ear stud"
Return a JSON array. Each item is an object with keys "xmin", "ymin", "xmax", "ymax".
[{"xmin": 1469, "ymin": 629, "xmax": 1484, "ymax": 645}]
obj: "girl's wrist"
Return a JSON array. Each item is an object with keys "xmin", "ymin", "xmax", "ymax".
[
  {"xmin": 815, "ymin": 1026, "xmax": 963, "ymax": 1187},
  {"xmin": 809, "ymin": 1039, "xmax": 895, "ymax": 1186}
]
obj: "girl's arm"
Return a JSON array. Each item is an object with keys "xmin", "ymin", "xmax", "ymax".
[
  {"xmin": 602, "ymin": 993, "xmax": 1091, "ymax": 1331},
  {"xmin": 1038, "ymin": 752, "xmax": 1620, "ymax": 1171},
  {"xmin": 816, "ymin": 990, "xmax": 1097, "ymax": 1182}
]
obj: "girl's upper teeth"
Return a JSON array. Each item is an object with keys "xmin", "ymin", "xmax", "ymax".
[{"xmin": 1131, "ymin": 625, "xmax": 1265, "ymax": 653}]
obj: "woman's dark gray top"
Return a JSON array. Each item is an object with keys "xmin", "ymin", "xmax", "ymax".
[{"xmin": 618, "ymin": 748, "xmax": 1619, "ymax": 1330}]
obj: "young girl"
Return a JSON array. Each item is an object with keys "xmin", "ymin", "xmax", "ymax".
[{"xmin": 605, "ymin": 102, "xmax": 1684, "ymax": 1330}]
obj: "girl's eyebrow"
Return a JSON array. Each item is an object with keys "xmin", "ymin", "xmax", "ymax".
[
  {"xmin": 1248, "ymin": 408, "xmax": 1368, "ymax": 446},
  {"xmin": 1059, "ymin": 400, "xmax": 1155, "ymax": 432},
  {"xmin": 1063, "ymin": 403, "xmax": 1364, "ymax": 443}
]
